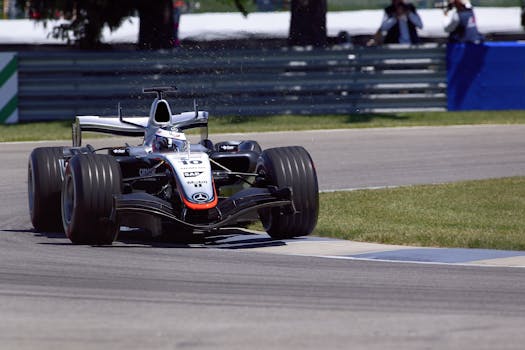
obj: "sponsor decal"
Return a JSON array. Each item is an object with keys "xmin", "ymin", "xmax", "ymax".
[
  {"xmin": 186, "ymin": 182, "xmax": 205, "ymax": 188},
  {"xmin": 139, "ymin": 168, "xmax": 154, "ymax": 176},
  {"xmin": 192, "ymin": 192, "xmax": 210, "ymax": 202},
  {"xmin": 111, "ymin": 148, "xmax": 129, "ymax": 156},
  {"xmin": 184, "ymin": 171, "xmax": 203, "ymax": 177},
  {"xmin": 219, "ymin": 144, "xmax": 237, "ymax": 151},
  {"xmin": 186, "ymin": 180, "xmax": 208, "ymax": 185},
  {"xmin": 180, "ymin": 159, "xmax": 203, "ymax": 165}
]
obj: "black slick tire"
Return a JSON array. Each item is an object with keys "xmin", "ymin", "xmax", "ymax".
[
  {"xmin": 257, "ymin": 146, "xmax": 319, "ymax": 239},
  {"xmin": 61, "ymin": 154, "xmax": 121, "ymax": 245},
  {"xmin": 28, "ymin": 147, "xmax": 64, "ymax": 232}
]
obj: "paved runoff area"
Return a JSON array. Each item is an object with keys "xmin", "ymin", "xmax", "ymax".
[{"xmin": 201, "ymin": 231, "xmax": 525, "ymax": 268}]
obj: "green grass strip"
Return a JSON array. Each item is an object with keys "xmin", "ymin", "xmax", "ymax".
[
  {"xmin": 316, "ymin": 177, "xmax": 525, "ymax": 251},
  {"xmin": 2, "ymin": 110, "xmax": 525, "ymax": 142},
  {"xmin": 210, "ymin": 111, "xmax": 525, "ymax": 132}
]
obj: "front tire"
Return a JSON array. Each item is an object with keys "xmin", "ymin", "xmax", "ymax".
[
  {"xmin": 28, "ymin": 147, "xmax": 64, "ymax": 232},
  {"xmin": 62, "ymin": 154, "xmax": 121, "ymax": 245},
  {"xmin": 257, "ymin": 146, "xmax": 319, "ymax": 239}
]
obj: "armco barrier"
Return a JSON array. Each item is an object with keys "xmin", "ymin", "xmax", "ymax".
[
  {"xmin": 0, "ymin": 52, "xmax": 18, "ymax": 124},
  {"xmin": 16, "ymin": 44, "xmax": 447, "ymax": 122},
  {"xmin": 447, "ymin": 42, "xmax": 525, "ymax": 111}
]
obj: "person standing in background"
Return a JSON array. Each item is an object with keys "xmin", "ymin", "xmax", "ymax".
[
  {"xmin": 443, "ymin": 0, "xmax": 484, "ymax": 43},
  {"xmin": 172, "ymin": 0, "xmax": 188, "ymax": 47},
  {"xmin": 376, "ymin": 0, "xmax": 423, "ymax": 44}
]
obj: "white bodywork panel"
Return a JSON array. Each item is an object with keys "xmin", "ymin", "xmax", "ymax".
[
  {"xmin": 73, "ymin": 100, "xmax": 209, "ymax": 147},
  {"xmin": 163, "ymin": 152, "xmax": 216, "ymax": 205},
  {"xmin": 72, "ymin": 95, "xmax": 215, "ymax": 208}
]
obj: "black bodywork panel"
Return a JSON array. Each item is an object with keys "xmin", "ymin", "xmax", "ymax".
[{"xmin": 113, "ymin": 187, "xmax": 292, "ymax": 230}]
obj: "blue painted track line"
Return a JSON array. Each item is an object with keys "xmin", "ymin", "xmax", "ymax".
[
  {"xmin": 350, "ymin": 248, "xmax": 525, "ymax": 264},
  {"xmin": 204, "ymin": 231, "xmax": 525, "ymax": 268}
]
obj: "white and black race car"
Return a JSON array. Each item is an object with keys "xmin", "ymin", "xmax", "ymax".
[{"xmin": 28, "ymin": 87, "xmax": 318, "ymax": 245}]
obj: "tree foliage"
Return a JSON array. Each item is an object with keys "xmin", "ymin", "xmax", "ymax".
[
  {"xmin": 17, "ymin": 0, "xmax": 327, "ymax": 49},
  {"xmin": 16, "ymin": 0, "xmax": 134, "ymax": 48},
  {"xmin": 230, "ymin": 0, "xmax": 249, "ymax": 16},
  {"xmin": 16, "ymin": 0, "xmax": 175, "ymax": 49}
]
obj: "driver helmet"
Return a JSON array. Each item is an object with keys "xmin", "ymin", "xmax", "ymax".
[{"xmin": 153, "ymin": 127, "xmax": 188, "ymax": 153}]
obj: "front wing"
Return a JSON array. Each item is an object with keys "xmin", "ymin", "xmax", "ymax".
[{"xmin": 112, "ymin": 187, "xmax": 293, "ymax": 231}]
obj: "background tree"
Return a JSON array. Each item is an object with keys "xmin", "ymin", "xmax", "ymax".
[
  {"xmin": 228, "ymin": 0, "xmax": 327, "ymax": 47},
  {"xmin": 288, "ymin": 0, "xmax": 327, "ymax": 47},
  {"xmin": 137, "ymin": 0, "xmax": 175, "ymax": 50},
  {"xmin": 17, "ymin": 0, "xmax": 327, "ymax": 49},
  {"xmin": 16, "ymin": 0, "xmax": 175, "ymax": 49},
  {"xmin": 16, "ymin": 0, "xmax": 134, "ymax": 48}
]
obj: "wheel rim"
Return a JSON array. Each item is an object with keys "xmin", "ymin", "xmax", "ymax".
[{"xmin": 62, "ymin": 173, "xmax": 75, "ymax": 227}]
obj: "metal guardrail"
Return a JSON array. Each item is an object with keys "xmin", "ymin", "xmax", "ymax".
[{"xmin": 17, "ymin": 44, "xmax": 446, "ymax": 122}]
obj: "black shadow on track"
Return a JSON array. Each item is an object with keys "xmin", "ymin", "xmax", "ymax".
[{"xmin": 10, "ymin": 227, "xmax": 288, "ymax": 250}]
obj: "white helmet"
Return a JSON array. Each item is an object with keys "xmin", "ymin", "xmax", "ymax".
[{"xmin": 152, "ymin": 127, "xmax": 188, "ymax": 153}]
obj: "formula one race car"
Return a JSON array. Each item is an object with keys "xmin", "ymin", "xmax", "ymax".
[{"xmin": 28, "ymin": 87, "xmax": 318, "ymax": 244}]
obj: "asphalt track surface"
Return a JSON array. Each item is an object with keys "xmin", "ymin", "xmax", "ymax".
[{"xmin": 1, "ymin": 125, "xmax": 525, "ymax": 349}]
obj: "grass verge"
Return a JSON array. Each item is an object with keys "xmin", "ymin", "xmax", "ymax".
[
  {"xmin": 2, "ymin": 110, "xmax": 525, "ymax": 142},
  {"xmin": 316, "ymin": 177, "xmax": 525, "ymax": 251}
]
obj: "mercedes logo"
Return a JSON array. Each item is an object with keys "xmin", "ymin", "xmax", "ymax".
[{"xmin": 192, "ymin": 192, "xmax": 209, "ymax": 202}]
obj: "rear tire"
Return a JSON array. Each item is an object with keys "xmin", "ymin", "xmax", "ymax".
[
  {"xmin": 257, "ymin": 146, "xmax": 319, "ymax": 239},
  {"xmin": 28, "ymin": 147, "xmax": 64, "ymax": 232},
  {"xmin": 61, "ymin": 154, "xmax": 122, "ymax": 245}
]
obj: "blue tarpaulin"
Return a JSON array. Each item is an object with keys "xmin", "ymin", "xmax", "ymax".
[{"xmin": 447, "ymin": 42, "xmax": 525, "ymax": 110}]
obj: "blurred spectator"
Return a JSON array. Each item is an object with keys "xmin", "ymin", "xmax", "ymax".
[
  {"xmin": 173, "ymin": 0, "xmax": 189, "ymax": 47},
  {"xmin": 522, "ymin": 0, "xmax": 525, "ymax": 30},
  {"xmin": 371, "ymin": 0, "xmax": 423, "ymax": 45},
  {"xmin": 443, "ymin": 0, "xmax": 483, "ymax": 43}
]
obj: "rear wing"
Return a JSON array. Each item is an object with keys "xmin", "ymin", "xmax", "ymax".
[
  {"xmin": 72, "ymin": 111, "xmax": 209, "ymax": 147},
  {"xmin": 72, "ymin": 116, "xmax": 147, "ymax": 147}
]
